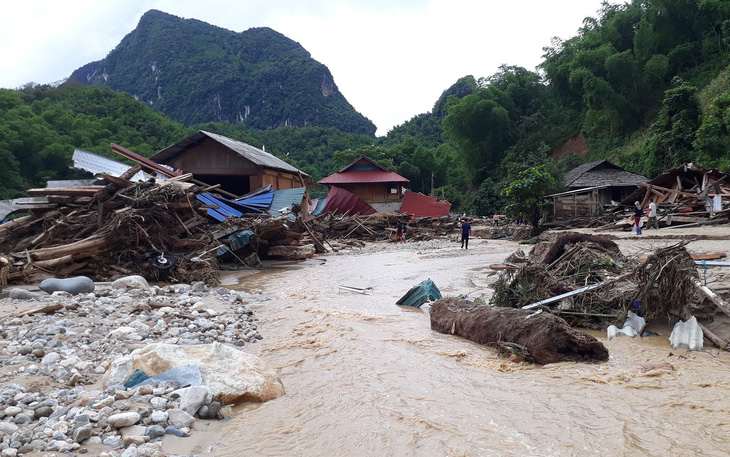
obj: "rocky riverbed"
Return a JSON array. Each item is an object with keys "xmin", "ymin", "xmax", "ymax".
[{"xmin": 0, "ymin": 276, "xmax": 276, "ymax": 457}]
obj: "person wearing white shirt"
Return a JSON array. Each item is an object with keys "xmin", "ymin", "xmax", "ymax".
[{"xmin": 647, "ymin": 201, "xmax": 658, "ymax": 229}]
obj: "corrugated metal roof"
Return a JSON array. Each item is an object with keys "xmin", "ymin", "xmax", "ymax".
[
  {"xmin": 269, "ymin": 187, "xmax": 307, "ymax": 216},
  {"xmin": 321, "ymin": 186, "xmax": 376, "ymax": 216},
  {"xmin": 398, "ymin": 191, "xmax": 451, "ymax": 219},
  {"xmin": 151, "ymin": 131, "xmax": 310, "ymax": 177},
  {"xmin": 197, "ymin": 193, "xmax": 244, "ymax": 221},
  {"xmin": 319, "ymin": 170, "xmax": 409, "ymax": 184},
  {"xmin": 72, "ymin": 149, "xmax": 147, "ymax": 182}
]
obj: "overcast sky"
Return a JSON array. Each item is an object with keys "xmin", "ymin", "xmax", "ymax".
[{"xmin": 1, "ymin": 0, "xmax": 612, "ymax": 136}]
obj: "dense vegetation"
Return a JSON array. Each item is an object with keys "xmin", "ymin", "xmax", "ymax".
[
  {"xmin": 2, "ymin": 1, "xmax": 730, "ymax": 216},
  {"xmin": 0, "ymin": 85, "xmax": 191, "ymax": 199},
  {"xmin": 69, "ymin": 10, "xmax": 375, "ymax": 135}
]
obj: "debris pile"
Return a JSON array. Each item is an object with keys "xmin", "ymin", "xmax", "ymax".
[
  {"xmin": 0, "ymin": 179, "xmax": 224, "ymax": 286},
  {"xmin": 491, "ymin": 234, "xmax": 710, "ymax": 330},
  {"xmin": 299, "ymin": 213, "xmax": 458, "ymax": 244}
]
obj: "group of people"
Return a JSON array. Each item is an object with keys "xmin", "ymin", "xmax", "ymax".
[{"xmin": 633, "ymin": 200, "xmax": 659, "ymax": 234}]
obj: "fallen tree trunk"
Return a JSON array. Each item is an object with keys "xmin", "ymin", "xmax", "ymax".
[
  {"xmin": 20, "ymin": 235, "xmax": 119, "ymax": 262},
  {"xmin": 430, "ymin": 297, "xmax": 609, "ymax": 364}
]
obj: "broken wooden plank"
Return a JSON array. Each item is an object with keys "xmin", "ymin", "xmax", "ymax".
[
  {"xmin": 27, "ymin": 186, "xmax": 105, "ymax": 197},
  {"xmin": 692, "ymin": 279, "xmax": 730, "ymax": 319},
  {"xmin": 17, "ymin": 304, "xmax": 64, "ymax": 317}
]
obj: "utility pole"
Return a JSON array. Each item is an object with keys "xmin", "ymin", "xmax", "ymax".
[{"xmin": 431, "ymin": 171, "xmax": 434, "ymax": 197}]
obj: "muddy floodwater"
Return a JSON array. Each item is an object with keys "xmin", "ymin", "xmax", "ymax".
[{"xmin": 177, "ymin": 239, "xmax": 730, "ymax": 456}]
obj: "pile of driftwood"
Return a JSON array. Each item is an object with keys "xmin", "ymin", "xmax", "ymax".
[
  {"xmin": 491, "ymin": 234, "xmax": 636, "ymax": 327},
  {"xmin": 300, "ymin": 213, "xmax": 458, "ymax": 244},
  {"xmin": 0, "ymin": 174, "xmax": 225, "ymax": 285},
  {"xmin": 491, "ymin": 233, "xmax": 730, "ymax": 344}
]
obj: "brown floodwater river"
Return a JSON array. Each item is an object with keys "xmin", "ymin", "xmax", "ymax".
[{"xmin": 167, "ymin": 239, "xmax": 730, "ymax": 456}]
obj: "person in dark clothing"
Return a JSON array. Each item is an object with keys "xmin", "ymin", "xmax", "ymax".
[
  {"xmin": 460, "ymin": 219, "xmax": 471, "ymax": 249},
  {"xmin": 396, "ymin": 221, "xmax": 404, "ymax": 242}
]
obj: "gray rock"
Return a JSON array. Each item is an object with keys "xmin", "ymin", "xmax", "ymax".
[
  {"xmin": 103, "ymin": 437, "xmax": 125, "ymax": 447},
  {"xmin": 197, "ymin": 401, "xmax": 222, "ymax": 420},
  {"xmin": 112, "ymin": 276, "xmax": 150, "ymax": 291},
  {"xmin": 49, "ymin": 405, "xmax": 70, "ymax": 419},
  {"xmin": 13, "ymin": 414, "xmax": 31, "ymax": 425},
  {"xmin": 72, "ymin": 423, "xmax": 93, "ymax": 443},
  {"xmin": 3, "ymin": 406, "xmax": 21, "ymax": 416},
  {"xmin": 164, "ymin": 426, "xmax": 189, "ymax": 437},
  {"xmin": 41, "ymin": 352, "xmax": 61, "ymax": 364},
  {"xmin": 119, "ymin": 425, "xmax": 146, "ymax": 438},
  {"xmin": 191, "ymin": 282, "xmax": 206, "ymax": 293},
  {"xmin": 0, "ymin": 422, "xmax": 19, "ymax": 435},
  {"xmin": 136, "ymin": 442, "xmax": 165, "ymax": 457},
  {"xmin": 33, "ymin": 406, "xmax": 53, "ymax": 418},
  {"xmin": 8, "ymin": 288, "xmax": 42, "ymax": 300},
  {"xmin": 149, "ymin": 410, "xmax": 168, "ymax": 423},
  {"xmin": 145, "ymin": 425, "xmax": 165, "ymax": 439},
  {"xmin": 175, "ymin": 386, "xmax": 211, "ymax": 416},
  {"xmin": 108, "ymin": 412, "xmax": 141, "ymax": 428},
  {"xmin": 167, "ymin": 409, "xmax": 194, "ymax": 429},
  {"xmin": 39, "ymin": 276, "xmax": 95, "ymax": 295},
  {"xmin": 121, "ymin": 445, "xmax": 139, "ymax": 457}
]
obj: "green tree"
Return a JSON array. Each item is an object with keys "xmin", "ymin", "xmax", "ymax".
[
  {"xmin": 467, "ymin": 179, "xmax": 504, "ymax": 217},
  {"xmin": 503, "ymin": 165, "xmax": 555, "ymax": 231},
  {"xmin": 646, "ymin": 77, "xmax": 702, "ymax": 175}
]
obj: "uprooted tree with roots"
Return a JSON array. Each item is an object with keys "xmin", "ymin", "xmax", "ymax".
[{"xmin": 503, "ymin": 165, "xmax": 555, "ymax": 232}]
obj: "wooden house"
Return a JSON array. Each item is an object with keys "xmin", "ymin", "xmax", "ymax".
[
  {"xmin": 150, "ymin": 130, "xmax": 312, "ymax": 196},
  {"xmin": 318, "ymin": 156, "xmax": 409, "ymax": 212},
  {"xmin": 549, "ymin": 160, "xmax": 647, "ymax": 218}
]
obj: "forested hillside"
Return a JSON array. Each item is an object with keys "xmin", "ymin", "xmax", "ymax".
[
  {"xmin": 0, "ymin": 85, "xmax": 191, "ymax": 199},
  {"xmin": 2, "ymin": 0, "xmax": 729, "ymax": 216},
  {"xmin": 69, "ymin": 9, "xmax": 375, "ymax": 135}
]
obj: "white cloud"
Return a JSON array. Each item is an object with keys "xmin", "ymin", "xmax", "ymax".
[{"xmin": 0, "ymin": 0, "xmax": 608, "ymax": 135}]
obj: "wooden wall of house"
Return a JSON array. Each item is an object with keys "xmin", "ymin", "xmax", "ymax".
[
  {"xmin": 169, "ymin": 140, "xmax": 258, "ymax": 175},
  {"xmin": 336, "ymin": 183, "xmax": 403, "ymax": 203},
  {"xmin": 162, "ymin": 139, "xmax": 305, "ymax": 193},
  {"xmin": 552, "ymin": 192, "xmax": 600, "ymax": 218}
]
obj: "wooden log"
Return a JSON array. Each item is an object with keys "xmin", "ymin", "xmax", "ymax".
[
  {"xmin": 20, "ymin": 235, "xmax": 118, "ymax": 262},
  {"xmin": 267, "ymin": 244, "xmax": 315, "ymax": 260},
  {"xmin": 300, "ymin": 219, "xmax": 327, "ymax": 254},
  {"xmin": 33, "ymin": 255, "xmax": 74, "ymax": 269},
  {"xmin": 27, "ymin": 187, "xmax": 104, "ymax": 197},
  {"xmin": 17, "ymin": 304, "xmax": 64, "ymax": 317}
]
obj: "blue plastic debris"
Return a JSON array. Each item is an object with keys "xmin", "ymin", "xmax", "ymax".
[
  {"xmin": 396, "ymin": 279, "xmax": 442, "ymax": 308},
  {"xmin": 216, "ymin": 230, "xmax": 255, "ymax": 256}
]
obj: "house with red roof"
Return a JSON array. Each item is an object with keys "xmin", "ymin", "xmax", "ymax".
[{"xmin": 318, "ymin": 156, "xmax": 409, "ymax": 212}]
